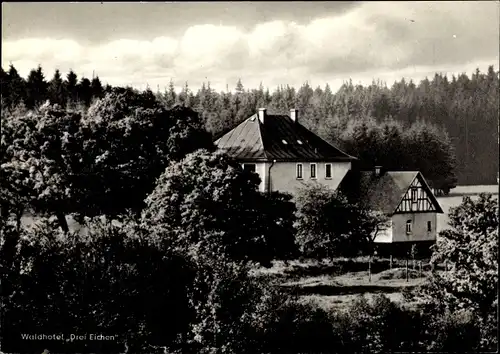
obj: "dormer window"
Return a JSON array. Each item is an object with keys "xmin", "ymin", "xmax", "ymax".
[{"xmin": 282, "ymin": 139, "xmax": 288, "ymax": 145}]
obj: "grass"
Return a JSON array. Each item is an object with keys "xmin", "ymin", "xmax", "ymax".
[{"xmin": 254, "ymin": 257, "xmax": 431, "ymax": 312}]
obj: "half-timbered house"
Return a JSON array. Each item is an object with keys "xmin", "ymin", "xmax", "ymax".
[{"xmin": 338, "ymin": 166, "xmax": 444, "ymax": 256}]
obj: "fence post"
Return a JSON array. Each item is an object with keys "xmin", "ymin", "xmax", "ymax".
[
  {"xmin": 419, "ymin": 261, "xmax": 422, "ymax": 277},
  {"xmin": 390, "ymin": 254, "xmax": 393, "ymax": 270},
  {"xmin": 368, "ymin": 256, "xmax": 372, "ymax": 283},
  {"xmin": 406, "ymin": 259, "xmax": 409, "ymax": 282}
]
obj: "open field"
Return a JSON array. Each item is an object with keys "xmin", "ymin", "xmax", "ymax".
[
  {"xmin": 448, "ymin": 184, "xmax": 498, "ymax": 196},
  {"xmin": 436, "ymin": 185, "xmax": 498, "ymax": 232},
  {"xmin": 253, "ymin": 258, "xmax": 430, "ymax": 312}
]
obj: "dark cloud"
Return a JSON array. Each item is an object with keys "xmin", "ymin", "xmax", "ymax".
[
  {"xmin": 2, "ymin": 2, "xmax": 498, "ymax": 92},
  {"xmin": 2, "ymin": 2, "xmax": 360, "ymax": 43}
]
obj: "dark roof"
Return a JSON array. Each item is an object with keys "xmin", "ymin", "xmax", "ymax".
[
  {"xmin": 338, "ymin": 170, "xmax": 444, "ymax": 214},
  {"xmin": 215, "ymin": 113, "xmax": 356, "ymax": 162}
]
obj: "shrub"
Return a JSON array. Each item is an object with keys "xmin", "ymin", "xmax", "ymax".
[
  {"xmin": 1, "ymin": 217, "xmax": 194, "ymax": 354},
  {"xmin": 426, "ymin": 309, "xmax": 482, "ymax": 352},
  {"xmin": 248, "ymin": 294, "xmax": 338, "ymax": 354},
  {"xmin": 294, "ymin": 183, "xmax": 389, "ymax": 260}
]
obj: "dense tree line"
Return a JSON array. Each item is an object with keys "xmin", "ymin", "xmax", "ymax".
[
  {"xmin": 1, "ymin": 64, "xmax": 497, "ymax": 186},
  {"xmin": 0, "ymin": 65, "xmax": 109, "ymax": 111},
  {"xmin": 1, "ymin": 87, "xmax": 496, "ymax": 353}
]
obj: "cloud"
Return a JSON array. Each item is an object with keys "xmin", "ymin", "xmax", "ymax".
[{"xmin": 2, "ymin": 2, "xmax": 498, "ymax": 92}]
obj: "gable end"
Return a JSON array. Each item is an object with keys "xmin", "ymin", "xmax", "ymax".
[{"xmin": 394, "ymin": 173, "xmax": 444, "ymax": 214}]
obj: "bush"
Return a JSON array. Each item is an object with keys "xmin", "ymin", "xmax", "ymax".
[
  {"xmin": 257, "ymin": 191, "xmax": 299, "ymax": 262},
  {"xmin": 425, "ymin": 309, "xmax": 482, "ymax": 352},
  {"xmin": 2, "ymin": 217, "xmax": 194, "ymax": 354},
  {"xmin": 247, "ymin": 293, "xmax": 338, "ymax": 353},
  {"xmin": 294, "ymin": 183, "xmax": 389, "ymax": 260},
  {"xmin": 294, "ymin": 184, "xmax": 358, "ymax": 259}
]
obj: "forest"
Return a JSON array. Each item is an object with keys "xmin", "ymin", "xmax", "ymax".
[
  {"xmin": 1, "ymin": 64, "xmax": 499, "ymax": 186},
  {"xmin": 1, "ymin": 75, "xmax": 497, "ymax": 353}
]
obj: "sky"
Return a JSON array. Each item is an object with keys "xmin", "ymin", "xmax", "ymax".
[{"xmin": 2, "ymin": 1, "xmax": 499, "ymax": 93}]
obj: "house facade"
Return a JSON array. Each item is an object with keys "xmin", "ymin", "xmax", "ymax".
[
  {"xmin": 338, "ymin": 168, "xmax": 444, "ymax": 256},
  {"xmin": 216, "ymin": 108, "xmax": 443, "ymax": 255},
  {"xmin": 215, "ymin": 108, "xmax": 355, "ymax": 195}
]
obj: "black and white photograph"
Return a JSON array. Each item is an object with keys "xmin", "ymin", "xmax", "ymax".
[{"xmin": 1, "ymin": 1, "xmax": 499, "ymax": 353}]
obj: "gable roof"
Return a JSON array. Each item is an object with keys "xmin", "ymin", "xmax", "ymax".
[
  {"xmin": 338, "ymin": 169, "xmax": 444, "ymax": 214},
  {"xmin": 215, "ymin": 113, "xmax": 356, "ymax": 162}
]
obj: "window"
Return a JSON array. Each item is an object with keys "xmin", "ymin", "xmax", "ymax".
[
  {"xmin": 427, "ymin": 221, "xmax": 432, "ymax": 232},
  {"xmin": 310, "ymin": 163, "xmax": 317, "ymax": 179},
  {"xmin": 406, "ymin": 220, "xmax": 412, "ymax": 234},
  {"xmin": 297, "ymin": 140, "xmax": 303, "ymax": 145},
  {"xmin": 411, "ymin": 188, "xmax": 418, "ymax": 203},
  {"xmin": 325, "ymin": 163, "xmax": 332, "ymax": 179},
  {"xmin": 282, "ymin": 139, "xmax": 288, "ymax": 145},
  {"xmin": 243, "ymin": 163, "xmax": 256, "ymax": 173},
  {"xmin": 296, "ymin": 163, "xmax": 303, "ymax": 179}
]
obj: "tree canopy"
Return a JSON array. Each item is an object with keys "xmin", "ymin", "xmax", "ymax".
[
  {"xmin": 2, "ymin": 64, "xmax": 497, "ymax": 185},
  {"xmin": 0, "ymin": 90, "xmax": 214, "ymax": 231},
  {"xmin": 142, "ymin": 149, "xmax": 296, "ymax": 266},
  {"xmin": 415, "ymin": 193, "xmax": 498, "ymax": 350}
]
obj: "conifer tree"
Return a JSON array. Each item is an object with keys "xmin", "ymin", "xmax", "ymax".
[
  {"xmin": 48, "ymin": 69, "xmax": 65, "ymax": 107},
  {"xmin": 25, "ymin": 65, "xmax": 48, "ymax": 109},
  {"xmin": 91, "ymin": 75, "xmax": 104, "ymax": 100},
  {"xmin": 77, "ymin": 77, "xmax": 92, "ymax": 106},
  {"xmin": 164, "ymin": 79, "xmax": 177, "ymax": 109},
  {"xmin": 9, "ymin": 74, "xmax": 26, "ymax": 109},
  {"xmin": 65, "ymin": 70, "xmax": 78, "ymax": 105}
]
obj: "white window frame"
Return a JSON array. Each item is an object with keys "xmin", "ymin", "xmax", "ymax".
[
  {"xmin": 310, "ymin": 163, "xmax": 317, "ymax": 179},
  {"xmin": 296, "ymin": 163, "xmax": 303, "ymax": 179},
  {"xmin": 406, "ymin": 220, "xmax": 412, "ymax": 234},
  {"xmin": 325, "ymin": 163, "xmax": 332, "ymax": 179}
]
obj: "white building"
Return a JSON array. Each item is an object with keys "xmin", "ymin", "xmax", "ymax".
[{"xmin": 215, "ymin": 108, "xmax": 355, "ymax": 195}]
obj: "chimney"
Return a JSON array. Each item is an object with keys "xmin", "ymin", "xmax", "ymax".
[
  {"xmin": 290, "ymin": 108, "xmax": 298, "ymax": 123},
  {"xmin": 258, "ymin": 108, "xmax": 267, "ymax": 124},
  {"xmin": 374, "ymin": 165, "xmax": 382, "ymax": 176}
]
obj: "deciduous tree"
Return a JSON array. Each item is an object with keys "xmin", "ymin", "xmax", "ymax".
[{"xmin": 417, "ymin": 193, "xmax": 498, "ymax": 350}]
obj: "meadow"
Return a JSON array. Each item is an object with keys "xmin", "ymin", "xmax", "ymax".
[{"xmin": 437, "ymin": 185, "xmax": 498, "ymax": 232}]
